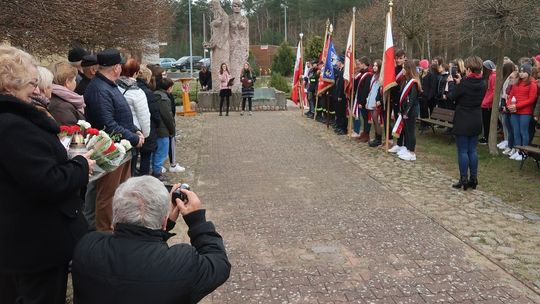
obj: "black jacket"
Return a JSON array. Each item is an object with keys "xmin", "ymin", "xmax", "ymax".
[
  {"xmin": 308, "ymin": 68, "xmax": 319, "ymax": 93},
  {"xmin": 155, "ymin": 90, "xmax": 176, "ymax": 138},
  {"xmin": 332, "ymin": 67, "xmax": 345, "ymax": 101},
  {"xmin": 72, "ymin": 210, "xmax": 231, "ymax": 304},
  {"xmin": 390, "ymin": 65, "xmax": 404, "ymax": 108},
  {"xmin": 448, "ymin": 77, "xmax": 487, "ymax": 136},
  {"xmin": 137, "ymin": 78, "xmax": 160, "ymax": 152},
  {"xmin": 400, "ymin": 81, "xmax": 420, "ymax": 117},
  {"xmin": 199, "ymin": 70, "xmax": 212, "ymax": 89},
  {"xmin": 75, "ymin": 74, "xmax": 91, "ymax": 95},
  {"xmin": 355, "ymin": 71, "xmax": 372, "ymax": 107},
  {"xmin": 0, "ymin": 94, "xmax": 89, "ymax": 274}
]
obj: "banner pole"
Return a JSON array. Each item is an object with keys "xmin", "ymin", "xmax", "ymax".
[{"xmin": 314, "ymin": 19, "xmax": 330, "ymax": 121}]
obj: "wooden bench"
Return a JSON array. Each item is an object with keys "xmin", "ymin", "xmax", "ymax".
[
  {"xmin": 515, "ymin": 129, "xmax": 540, "ymax": 169},
  {"xmin": 418, "ymin": 107, "xmax": 455, "ymax": 134}
]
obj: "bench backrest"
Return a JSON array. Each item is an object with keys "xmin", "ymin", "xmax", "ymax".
[{"xmin": 431, "ymin": 107, "xmax": 455, "ymax": 122}]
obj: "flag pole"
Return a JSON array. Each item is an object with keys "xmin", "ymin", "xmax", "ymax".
[
  {"xmin": 326, "ymin": 24, "xmax": 333, "ymax": 129},
  {"xmin": 314, "ymin": 19, "xmax": 330, "ymax": 121},
  {"xmin": 347, "ymin": 7, "xmax": 356, "ymax": 138},
  {"xmin": 299, "ymin": 33, "xmax": 304, "ymax": 117},
  {"xmin": 384, "ymin": 0, "xmax": 394, "ymax": 153}
]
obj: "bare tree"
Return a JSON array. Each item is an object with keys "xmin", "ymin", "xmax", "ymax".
[{"xmin": 465, "ymin": 0, "xmax": 540, "ymax": 154}]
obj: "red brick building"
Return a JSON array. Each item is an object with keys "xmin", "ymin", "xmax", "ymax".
[{"xmin": 250, "ymin": 45, "xmax": 297, "ymax": 75}]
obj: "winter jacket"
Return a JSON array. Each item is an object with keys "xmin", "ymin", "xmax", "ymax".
[
  {"xmin": 366, "ymin": 76, "xmax": 382, "ymax": 110},
  {"xmin": 199, "ymin": 70, "xmax": 212, "ymax": 89},
  {"xmin": 448, "ymin": 76, "xmax": 487, "ymax": 136},
  {"xmin": 507, "ymin": 78, "xmax": 538, "ymax": 115},
  {"xmin": 355, "ymin": 70, "xmax": 372, "ymax": 108},
  {"xmin": 72, "ymin": 210, "xmax": 231, "ymax": 304},
  {"xmin": 332, "ymin": 67, "xmax": 345, "ymax": 101},
  {"xmin": 219, "ymin": 71, "xmax": 231, "ymax": 90},
  {"xmin": 481, "ymin": 70, "xmax": 496, "ymax": 109},
  {"xmin": 400, "ymin": 80, "xmax": 420, "ymax": 117},
  {"xmin": 49, "ymin": 93, "xmax": 86, "ymax": 126},
  {"xmin": 390, "ymin": 65, "xmax": 404, "ymax": 108},
  {"xmin": 0, "ymin": 94, "xmax": 89, "ymax": 274},
  {"xmin": 137, "ymin": 78, "xmax": 160, "ymax": 152},
  {"xmin": 308, "ymin": 69, "xmax": 319, "ymax": 93},
  {"xmin": 155, "ymin": 90, "xmax": 176, "ymax": 137},
  {"xmin": 117, "ymin": 77, "xmax": 151, "ymax": 137},
  {"xmin": 84, "ymin": 72, "xmax": 140, "ymax": 146},
  {"xmin": 75, "ymin": 74, "xmax": 92, "ymax": 95}
]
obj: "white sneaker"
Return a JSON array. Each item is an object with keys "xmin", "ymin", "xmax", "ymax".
[
  {"xmin": 397, "ymin": 147, "xmax": 409, "ymax": 156},
  {"xmin": 514, "ymin": 154, "xmax": 523, "ymax": 161},
  {"xmin": 168, "ymin": 164, "xmax": 186, "ymax": 173},
  {"xmin": 388, "ymin": 145, "xmax": 401, "ymax": 153},
  {"xmin": 351, "ymin": 132, "xmax": 360, "ymax": 138},
  {"xmin": 399, "ymin": 151, "xmax": 416, "ymax": 161},
  {"xmin": 509, "ymin": 151, "xmax": 520, "ymax": 160},
  {"xmin": 161, "ymin": 167, "xmax": 167, "ymax": 174},
  {"xmin": 502, "ymin": 147, "xmax": 512, "ymax": 155},
  {"xmin": 249, "ymin": 111, "xmax": 253, "ymax": 116},
  {"xmin": 497, "ymin": 140, "xmax": 508, "ymax": 149}
]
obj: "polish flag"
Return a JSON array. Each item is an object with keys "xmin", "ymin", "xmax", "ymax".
[
  {"xmin": 380, "ymin": 10, "xmax": 396, "ymax": 93},
  {"xmin": 291, "ymin": 40, "xmax": 305, "ymax": 105},
  {"xmin": 343, "ymin": 20, "xmax": 355, "ymax": 98}
]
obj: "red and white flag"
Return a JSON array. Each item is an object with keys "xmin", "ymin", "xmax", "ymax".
[
  {"xmin": 343, "ymin": 19, "xmax": 355, "ymax": 98},
  {"xmin": 291, "ymin": 39, "xmax": 305, "ymax": 105},
  {"xmin": 380, "ymin": 10, "xmax": 396, "ymax": 93}
]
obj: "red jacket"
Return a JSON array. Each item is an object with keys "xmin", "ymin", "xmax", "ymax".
[
  {"xmin": 481, "ymin": 71, "xmax": 496, "ymax": 108},
  {"xmin": 507, "ymin": 78, "xmax": 538, "ymax": 115}
]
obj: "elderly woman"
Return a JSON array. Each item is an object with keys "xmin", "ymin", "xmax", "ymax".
[
  {"xmin": 447, "ymin": 56, "xmax": 487, "ymax": 190},
  {"xmin": 0, "ymin": 46, "xmax": 95, "ymax": 303},
  {"xmin": 31, "ymin": 66, "xmax": 54, "ymax": 118},
  {"xmin": 49, "ymin": 61, "xmax": 86, "ymax": 125}
]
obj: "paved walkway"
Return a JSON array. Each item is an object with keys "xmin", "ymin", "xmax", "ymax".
[{"xmin": 170, "ymin": 111, "xmax": 540, "ymax": 303}]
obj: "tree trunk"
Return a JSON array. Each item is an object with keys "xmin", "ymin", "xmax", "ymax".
[{"xmin": 488, "ymin": 34, "xmax": 507, "ymax": 155}]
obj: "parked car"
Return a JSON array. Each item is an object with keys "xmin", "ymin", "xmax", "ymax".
[
  {"xmin": 159, "ymin": 58, "xmax": 176, "ymax": 69},
  {"xmin": 172, "ymin": 56, "xmax": 203, "ymax": 70},
  {"xmin": 195, "ymin": 58, "xmax": 211, "ymax": 70}
]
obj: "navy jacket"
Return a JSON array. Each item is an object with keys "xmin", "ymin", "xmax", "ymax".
[
  {"xmin": 84, "ymin": 72, "xmax": 139, "ymax": 146},
  {"xmin": 72, "ymin": 210, "xmax": 231, "ymax": 304}
]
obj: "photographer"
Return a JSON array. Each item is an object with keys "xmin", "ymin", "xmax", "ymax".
[{"xmin": 72, "ymin": 176, "xmax": 231, "ymax": 304}]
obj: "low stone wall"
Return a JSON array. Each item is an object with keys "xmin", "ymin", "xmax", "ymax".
[{"xmin": 197, "ymin": 88, "xmax": 287, "ymax": 112}]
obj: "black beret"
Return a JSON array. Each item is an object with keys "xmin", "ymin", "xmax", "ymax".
[
  {"xmin": 97, "ymin": 49, "xmax": 125, "ymax": 67},
  {"xmin": 81, "ymin": 54, "xmax": 98, "ymax": 67},
  {"xmin": 68, "ymin": 47, "xmax": 89, "ymax": 63}
]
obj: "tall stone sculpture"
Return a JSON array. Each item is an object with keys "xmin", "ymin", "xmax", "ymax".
[
  {"xmin": 228, "ymin": 0, "xmax": 249, "ymax": 92},
  {"xmin": 204, "ymin": 0, "xmax": 230, "ymax": 92}
]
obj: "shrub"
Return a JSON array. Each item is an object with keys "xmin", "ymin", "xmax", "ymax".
[
  {"xmin": 271, "ymin": 41, "xmax": 295, "ymax": 77},
  {"xmin": 269, "ymin": 73, "xmax": 290, "ymax": 93},
  {"xmin": 305, "ymin": 35, "xmax": 323, "ymax": 63}
]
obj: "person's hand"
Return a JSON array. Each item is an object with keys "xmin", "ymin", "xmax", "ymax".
[
  {"xmin": 176, "ymin": 188, "xmax": 202, "ymax": 216},
  {"xmin": 168, "ymin": 184, "xmax": 182, "ymax": 222},
  {"xmin": 82, "ymin": 149, "xmax": 96, "ymax": 176},
  {"xmin": 535, "ymin": 116, "xmax": 539, "ymax": 121},
  {"xmin": 376, "ymin": 101, "xmax": 381, "ymax": 107},
  {"xmin": 447, "ymin": 75, "xmax": 453, "ymax": 82},
  {"xmin": 358, "ymin": 104, "xmax": 363, "ymax": 109},
  {"xmin": 403, "ymin": 115, "xmax": 408, "ymax": 119}
]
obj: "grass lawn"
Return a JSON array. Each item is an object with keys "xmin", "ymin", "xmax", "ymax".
[{"xmin": 415, "ymin": 129, "xmax": 540, "ymax": 212}]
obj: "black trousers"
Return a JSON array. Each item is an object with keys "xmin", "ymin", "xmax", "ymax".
[
  {"xmin": 334, "ymin": 98, "xmax": 348, "ymax": 131},
  {"xmin": 482, "ymin": 108, "xmax": 491, "ymax": 140},
  {"xmin": 139, "ymin": 148, "xmax": 152, "ymax": 175},
  {"xmin": 242, "ymin": 97, "xmax": 252, "ymax": 111},
  {"xmin": 0, "ymin": 265, "xmax": 68, "ymax": 304},
  {"xmin": 404, "ymin": 109, "xmax": 417, "ymax": 152},
  {"xmin": 219, "ymin": 96, "xmax": 230, "ymax": 115},
  {"xmin": 419, "ymin": 97, "xmax": 429, "ymax": 127}
]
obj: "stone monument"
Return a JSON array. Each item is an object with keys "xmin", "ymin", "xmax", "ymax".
[
  {"xmin": 228, "ymin": 0, "xmax": 249, "ymax": 92},
  {"xmin": 204, "ymin": 0, "xmax": 230, "ymax": 91}
]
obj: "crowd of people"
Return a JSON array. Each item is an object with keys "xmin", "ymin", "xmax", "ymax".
[
  {"xmin": 302, "ymin": 51, "xmax": 540, "ymax": 188},
  {"xmin": 0, "ymin": 45, "xmax": 230, "ymax": 303}
]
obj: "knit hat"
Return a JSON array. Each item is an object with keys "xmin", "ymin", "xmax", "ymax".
[
  {"xmin": 483, "ymin": 60, "xmax": 496, "ymax": 70},
  {"xmin": 419, "ymin": 59, "xmax": 429, "ymax": 70},
  {"xmin": 520, "ymin": 63, "xmax": 533, "ymax": 75},
  {"xmin": 535, "ymin": 55, "xmax": 540, "ymax": 63}
]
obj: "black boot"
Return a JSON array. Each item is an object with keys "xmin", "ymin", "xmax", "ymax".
[
  {"xmin": 468, "ymin": 175, "xmax": 478, "ymax": 190},
  {"xmin": 369, "ymin": 135, "xmax": 382, "ymax": 147},
  {"xmin": 452, "ymin": 175, "xmax": 469, "ymax": 190}
]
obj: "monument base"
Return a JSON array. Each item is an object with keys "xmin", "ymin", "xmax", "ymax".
[{"xmin": 197, "ymin": 88, "xmax": 287, "ymax": 112}]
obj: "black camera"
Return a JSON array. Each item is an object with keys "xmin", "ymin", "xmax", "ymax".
[
  {"xmin": 451, "ymin": 66, "xmax": 458, "ymax": 77},
  {"xmin": 171, "ymin": 183, "xmax": 190, "ymax": 205}
]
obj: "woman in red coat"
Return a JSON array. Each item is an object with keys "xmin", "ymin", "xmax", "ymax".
[{"xmin": 507, "ymin": 63, "xmax": 538, "ymax": 161}]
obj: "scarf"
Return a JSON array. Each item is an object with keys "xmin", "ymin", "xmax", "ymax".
[{"xmin": 52, "ymin": 84, "xmax": 85, "ymax": 114}]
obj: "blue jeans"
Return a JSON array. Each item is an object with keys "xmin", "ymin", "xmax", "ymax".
[
  {"xmin": 152, "ymin": 137, "xmax": 170, "ymax": 175},
  {"xmin": 510, "ymin": 114, "xmax": 532, "ymax": 146},
  {"xmin": 502, "ymin": 113, "xmax": 514, "ymax": 148},
  {"xmin": 455, "ymin": 135, "xmax": 478, "ymax": 177}
]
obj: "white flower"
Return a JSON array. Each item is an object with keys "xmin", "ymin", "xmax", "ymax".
[
  {"xmin": 120, "ymin": 139, "xmax": 132, "ymax": 151},
  {"xmin": 114, "ymin": 143, "xmax": 126, "ymax": 155},
  {"xmin": 77, "ymin": 120, "xmax": 91, "ymax": 130}
]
